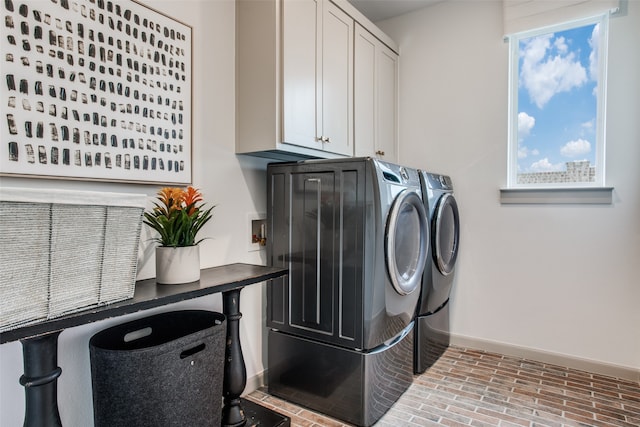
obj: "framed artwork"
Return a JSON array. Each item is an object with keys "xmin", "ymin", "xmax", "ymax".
[{"xmin": 1, "ymin": 0, "xmax": 192, "ymax": 184}]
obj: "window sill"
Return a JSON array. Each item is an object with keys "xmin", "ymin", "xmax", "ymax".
[{"xmin": 500, "ymin": 187, "xmax": 614, "ymax": 204}]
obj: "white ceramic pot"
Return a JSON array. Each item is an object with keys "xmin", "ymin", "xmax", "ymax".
[{"xmin": 155, "ymin": 245, "xmax": 201, "ymax": 285}]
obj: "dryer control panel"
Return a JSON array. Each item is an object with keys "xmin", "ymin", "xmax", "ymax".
[
  {"xmin": 425, "ymin": 173, "xmax": 453, "ymax": 191},
  {"xmin": 378, "ymin": 160, "xmax": 420, "ymax": 187}
]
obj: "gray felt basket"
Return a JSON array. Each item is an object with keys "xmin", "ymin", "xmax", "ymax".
[
  {"xmin": 0, "ymin": 188, "xmax": 145, "ymax": 332},
  {"xmin": 89, "ymin": 310, "xmax": 226, "ymax": 427}
]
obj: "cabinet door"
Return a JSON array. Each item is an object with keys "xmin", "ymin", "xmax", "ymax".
[
  {"xmin": 354, "ymin": 24, "xmax": 398, "ymax": 162},
  {"xmin": 283, "ymin": 0, "xmax": 323, "ymax": 151},
  {"xmin": 321, "ymin": 1, "xmax": 354, "ymax": 156},
  {"xmin": 354, "ymin": 25, "xmax": 376, "ymax": 158},
  {"xmin": 376, "ymin": 45, "xmax": 398, "ymax": 162}
]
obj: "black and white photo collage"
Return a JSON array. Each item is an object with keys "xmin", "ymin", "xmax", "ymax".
[{"xmin": 2, "ymin": 0, "xmax": 192, "ymax": 184}]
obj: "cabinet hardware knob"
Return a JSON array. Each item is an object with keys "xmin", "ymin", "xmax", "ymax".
[
  {"xmin": 324, "ymin": 137, "xmax": 331, "ymax": 143},
  {"xmin": 375, "ymin": 150, "xmax": 385, "ymax": 156}
]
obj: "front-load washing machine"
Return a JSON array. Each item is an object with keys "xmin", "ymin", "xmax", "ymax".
[
  {"xmin": 267, "ymin": 158, "xmax": 429, "ymax": 427},
  {"xmin": 415, "ymin": 172, "xmax": 460, "ymax": 374}
]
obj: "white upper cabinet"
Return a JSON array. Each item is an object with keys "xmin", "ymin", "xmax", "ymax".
[
  {"xmin": 281, "ymin": 0, "xmax": 321, "ymax": 152},
  {"xmin": 319, "ymin": 2, "xmax": 353, "ymax": 156},
  {"xmin": 283, "ymin": 0, "xmax": 353, "ymax": 156},
  {"xmin": 354, "ymin": 24, "xmax": 398, "ymax": 162},
  {"xmin": 236, "ymin": 0, "xmax": 397, "ymax": 161}
]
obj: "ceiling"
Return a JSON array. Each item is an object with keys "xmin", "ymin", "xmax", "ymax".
[{"xmin": 347, "ymin": 0, "xmax": 442, "ymax": 22}]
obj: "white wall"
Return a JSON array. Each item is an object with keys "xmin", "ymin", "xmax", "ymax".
[
  {"xmin": 379, "ymin": 1, "xmax": 640, "ymax": 373},
  {"xmin": 2, "ymin": 1, "xmax": 638, "ymax": 424},
  {"xmin": 0, "ymin": 1, "xmax": 273, "ymax": 425}
]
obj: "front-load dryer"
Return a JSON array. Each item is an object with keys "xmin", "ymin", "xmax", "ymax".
[
  {"xmin": 415, "ymin": 172, "xmax": 460, "ymax": 374},
  {"xmin": 267, "ymin": 158, "xmax": 429, "ymax": 426}
]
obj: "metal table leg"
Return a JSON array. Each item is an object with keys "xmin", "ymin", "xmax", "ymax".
[
  {"xmin": 221, "ymin": 288, "xmax": 290, "ymax": 427},
  {"xmin": 19, "ymin": 331, "xmax": 63, "ymax": 427},
  {"xmin": 222, "ymin": 288, "xmax": 247, "ymax": 427}
]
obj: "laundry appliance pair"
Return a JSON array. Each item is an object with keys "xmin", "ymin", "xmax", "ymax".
[{"xmin": 265, "ymin": 157, "xmax": 460, "ymax": 426}]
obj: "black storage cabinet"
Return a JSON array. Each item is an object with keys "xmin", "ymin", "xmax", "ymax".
[{"xmin": 89, "ymin": 310, "xmax": 226, "ymax": 427}]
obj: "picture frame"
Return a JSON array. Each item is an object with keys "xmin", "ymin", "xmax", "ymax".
[{"xmin": 1, "ymin": 0, "xmax": 192, "ymax": 184}]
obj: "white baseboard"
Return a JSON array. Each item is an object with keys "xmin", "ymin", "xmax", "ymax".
[
  {"xmin": 451, "ymin": 334, "xmax": 640, "ymax": 383},
  {"xmin": 241, "ymin": 370, "xmax": 266, "ymax": 396}
]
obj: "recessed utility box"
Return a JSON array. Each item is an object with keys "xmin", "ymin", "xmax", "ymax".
[{"xmin": 248, "ymin": 213, "xmax": 266, "ymax": 252}]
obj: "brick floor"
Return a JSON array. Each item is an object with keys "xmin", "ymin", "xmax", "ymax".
[{"xmin": 246, "ymin": 346, "xmax": 640, "ymax": 427}]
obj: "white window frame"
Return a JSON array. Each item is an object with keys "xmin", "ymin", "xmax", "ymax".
[{"xmin": 506, "ymin": 14, "xmax": 609, "ymax": 189}]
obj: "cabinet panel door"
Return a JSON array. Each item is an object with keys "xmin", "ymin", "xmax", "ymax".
[
  {"xmin": 353, "ymin": 25, "xmax": 398, "ymax": 162},
  {"xmin": 283, "ymin": 0, "xmax": 322, "ymax": 150},
  {"xmin": 376, "ymin": 45, "xmax": 398, "ymax": 162},
  {"xmin": 354, "ymin": 25, "xmax": 376, "ymax": 158},
  {"xmin": 321, "ymin": 2, "xmax": 353, "ymax": 156}
]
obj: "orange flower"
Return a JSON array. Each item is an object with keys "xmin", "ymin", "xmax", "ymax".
[
  {"xmin": 183, "ymin": 186, "xmax": 204, "ymax": 215},
  {"xmin": 157, "ymin": 187, "xmax": 185, "ymax": 212}
]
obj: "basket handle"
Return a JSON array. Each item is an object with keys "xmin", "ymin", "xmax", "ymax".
[
  {"xmin": 123, "ymin": 327, "xmax": 152, "ymax": 343},
  {"xmin": 180, "ymin": 343, "xmax": 206, "ymax": 359}
]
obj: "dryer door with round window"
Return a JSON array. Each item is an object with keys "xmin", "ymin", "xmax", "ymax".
[{"xmin": 433, "ymin": 193, "xmax": 460, "ymax": 276}]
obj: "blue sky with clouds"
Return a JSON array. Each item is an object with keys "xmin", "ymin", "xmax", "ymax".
[{"xmin": 517, "ymin": 23, "xmax": 599, "ymax": 173}]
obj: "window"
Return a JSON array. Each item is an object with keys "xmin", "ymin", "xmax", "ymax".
[{"xmin": 507, "ymin": 14, "xmax": 609, "ymax": 188}]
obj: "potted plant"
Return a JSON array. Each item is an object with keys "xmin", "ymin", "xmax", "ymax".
[{"xmin": 144, "ymin": 186, "xmax": 214, "ymax": 284}]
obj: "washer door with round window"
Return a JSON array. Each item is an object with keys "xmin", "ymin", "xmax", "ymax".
[{"xmin": 385, "ymin": 189, "xmax": 430, "ymax": 296}]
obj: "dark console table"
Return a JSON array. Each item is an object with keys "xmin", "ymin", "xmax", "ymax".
[{"xmin": 0, "ymin": 263, "xmax": 290, "ymax": 427}]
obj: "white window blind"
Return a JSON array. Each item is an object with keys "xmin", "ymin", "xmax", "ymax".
[{"xmin": 503, "ymin": 0, "xmax": 619, "ymax": 35}]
